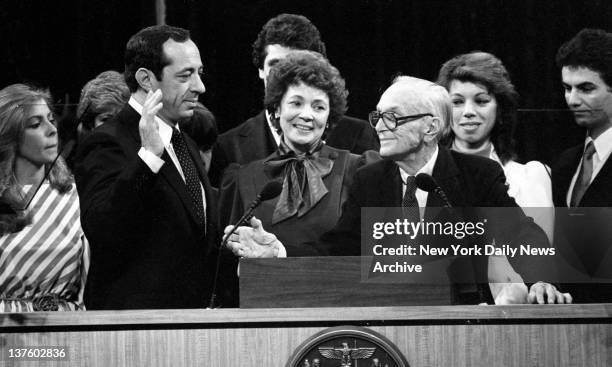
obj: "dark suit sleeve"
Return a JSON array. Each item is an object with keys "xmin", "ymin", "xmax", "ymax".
[
  {"xmin": 326, "ymin": 116, "xmax": 380, "ymax": 155},
  {"xmin": 75, "ymin": 131, "xmax": 158, "ymax": 256},
  {"xmin": 480, "ymin": 164, "xmax": 554, "ymax": 284},
  {"xmin": 208, "ymin": 140, "xmax": 229, "ymax": 188},
  {"xmin": 478, "ymin": 164, "xmax": 516, "ymax": 206},
  {"xmin": 217, "ymin": 163, "xmax": 245, "ymax": 230},
  {"xmin": 285, "ymin": 165, "xmax": 365, "ymax": 257},
  {"xmin": 352, "ymin": 121, "xmax": 380, "ymax": 154}
]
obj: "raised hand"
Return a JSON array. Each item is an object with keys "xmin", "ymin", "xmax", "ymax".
[{"xmin": 139, "ymin": 89, "xmax": 164, "ymax": 157}]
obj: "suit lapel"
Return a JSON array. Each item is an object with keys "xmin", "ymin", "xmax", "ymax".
[
  {"xmin": 426, "ymin": 147, "xmax": 462, "ymax": 219},
  {"xmin": 121, "ymin": 105, "xmax": 206, "ymax": 228},
  {"xmin": 379, "ymin": 160, "xmax": 402, "ymax": 207},
  {"xmin": 158, "ymin": 149, "xmax": 204, "ymax": 227},
  {"xmin": 553, "ymin": 145, "xmax": 582, "ymax": 207},
  {"xmin": 184, "ymin": 131, "xmax": 209, "ymax": 191},
  {"xmin": 184, "ymin": 131, "xmax": 217, "ymax": 232},
  {"xmin": 581, "ymin": 154, "xmax": 612, "ymax": 206},
  {"xmin": 239, "ymin": 111, "xmax": 278, "ymax": 160},
  {"xmin": 119, "ymin": 104, "xmax": 143, "ymax": 145},
  {"xmin": 372, "ymin": 161, "xmax": 402, "ymax": 226}
]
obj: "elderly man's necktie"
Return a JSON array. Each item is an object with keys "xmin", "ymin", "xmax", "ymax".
[
  {"xmin": 171, "ymin": 128, "xmax": 206, "ymax": 225},
  {"xmin": 570, "ymin": 141, "xmax": 596, "ymax": 207},
  {"xmin": 402, "ymin": 176, "xmax": 420, "ymax": 222}
]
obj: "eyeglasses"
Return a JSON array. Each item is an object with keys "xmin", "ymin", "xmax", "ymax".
[{"xmin": 368, "ymin": 111, "xmax": 433, "ymax": 130}]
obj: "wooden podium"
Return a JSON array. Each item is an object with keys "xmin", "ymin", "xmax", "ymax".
[
  {"xmin": 1, "ymin": 257, "xmax": 611, "ymax": 366},
  {"xmin": 240, "ymin": 256, "xmax": 454, "ymax": 308},
  {"xmin": 1, "ymin": 305, "xmax": 611, "ymax": 366}
]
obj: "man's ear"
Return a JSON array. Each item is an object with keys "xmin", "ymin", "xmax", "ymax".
[
  {"xmin": 258, "ymin": 68, "xmax": 265, "ymax": 81},
  {"xmin": 425, "ymin": 117, "xmax": 441, "ymax": 140},
  {"xmin": 135, "ymin": 68, "xmax": 155, "ymax": 92}
]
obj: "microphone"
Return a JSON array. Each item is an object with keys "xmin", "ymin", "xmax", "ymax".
[
  {"xmin": 415, "ymin": 173, "xmax": 452, "ymax": 208},
  {"xmin": 208, "ymin": 180, "xmax": 282, "ymax": 308},
  {"xmin": 227, "ymin": 180, "xmax": 283, "ymax": 236}
]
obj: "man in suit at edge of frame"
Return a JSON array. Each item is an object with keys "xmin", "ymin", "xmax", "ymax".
[{"xmin": 552, "ymin": 28, "xmax": 612, "ymax": 303}]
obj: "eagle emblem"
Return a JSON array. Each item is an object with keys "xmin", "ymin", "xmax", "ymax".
[{"xmin": 318, "ymin": 342, "xmax": 376, "ymax": 366}]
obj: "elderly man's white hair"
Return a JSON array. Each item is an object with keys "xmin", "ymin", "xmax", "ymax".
[{"xmin": 391, "ymin": 75, "xmax": 452, "ymax": 139}]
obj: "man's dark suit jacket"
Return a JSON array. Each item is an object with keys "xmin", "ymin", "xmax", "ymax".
[
  {"xmin": 75, "ymin": 105, "xmax": 220, "ymax": 309},
  {"xmin": 291, "ymin": 147, "xmax": 549, "ymax": 303},
  {"xmin": 295, "ymin": 147, "xmax": 541, "ymax": 255},
  {"xmin": 208, "ymin": 111, "xmax": 379, "ymax": 186},
  {"xmin": 552, "ymin": 143, "xmax": 612, "ymax": 303},
  {"xmin": 552, "ymin": 144, "xmax": 612, "ymax": 207}
]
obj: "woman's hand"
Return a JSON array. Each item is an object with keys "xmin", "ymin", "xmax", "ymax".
[{"xmin": 224, "ymin": 217, "xmax": 283, "ymax": 258}]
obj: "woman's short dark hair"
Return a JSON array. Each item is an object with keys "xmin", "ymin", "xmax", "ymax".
[
  {"xmin": 437, "ymin": 51, "xmax": 518, "ymax": 164},
  {"xmin": 264, "ymin": 50, "xmax": 348, "ymax": 132}
]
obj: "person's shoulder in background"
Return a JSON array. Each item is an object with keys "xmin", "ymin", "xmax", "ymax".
[{"xmin": 326, "ymin": 115, "xmax": 379, "ymax": 155}]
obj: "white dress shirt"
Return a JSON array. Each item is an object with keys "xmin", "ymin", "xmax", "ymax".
[{"xmin": 264, "ymin": 110, "xmax": 282, "ymax": 146}]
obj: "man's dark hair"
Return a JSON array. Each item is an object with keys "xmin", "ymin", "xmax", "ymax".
[
  {"xmin": 124, "ymin": 25, "xmax": 191, "ymax": 93},
  {"xmin": 556, "ymin": 28, "xmax": 612, "ymax": 89},
  {"xmin": 252, "ymin": 14, "xmax": 326, "ymax": 69}
]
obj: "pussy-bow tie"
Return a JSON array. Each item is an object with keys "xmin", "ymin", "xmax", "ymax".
[{"xmin": 263, "ymin": 140, "xmax": 333, "ymax": 224}]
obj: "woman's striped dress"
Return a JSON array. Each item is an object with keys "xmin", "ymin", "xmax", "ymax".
[{"xmin": 0, "ymin": 183, "xmax": 89, "ymax": 312}]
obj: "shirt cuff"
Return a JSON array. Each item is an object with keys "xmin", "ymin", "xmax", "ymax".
[
  {"xmin": 138, "ymin": 147, "xmax": 164, "ymax": 173},
  {"xmin": 277, "ymin": 243, "xmax": 287, "ymax": 258}
]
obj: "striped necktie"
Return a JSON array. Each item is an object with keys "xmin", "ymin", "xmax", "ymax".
[{"xmin": 570, "ymin": 141, "xmax": 596, "ymax": 207}]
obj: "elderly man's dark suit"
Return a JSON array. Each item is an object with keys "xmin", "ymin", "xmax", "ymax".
[
  {"xmin": 75, "ymin": 104, "xmax": 220, "ymax": 309},
  {"xmin": 208, "ymin": 111, "xmax": 379, "ymax": 186},
  {"xmin": 552, "ymin": 143, "xmax": 612, "ymax": 303},
  {"xmin": 292, "ymin": 147, "xmax": 548, "ymax": 303}
]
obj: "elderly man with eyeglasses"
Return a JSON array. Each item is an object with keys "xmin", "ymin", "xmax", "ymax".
[{"xmin": 226, "ymin": 75, "xmax": 566, "ymax": 304}]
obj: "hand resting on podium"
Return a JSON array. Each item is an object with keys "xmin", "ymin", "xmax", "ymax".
[{"xmin": 224, "ymin": 218, "xmax": 572, "ymax": 305}]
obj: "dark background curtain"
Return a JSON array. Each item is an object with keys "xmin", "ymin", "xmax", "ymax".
[{"xmin": 1, "ymin": 0, "xmax": 611, "ymax": 164}]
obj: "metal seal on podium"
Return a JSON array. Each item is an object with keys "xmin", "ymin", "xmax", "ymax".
[{"xmin": 286, "ymin": 326, "xmax": 409, "ymax": 367}]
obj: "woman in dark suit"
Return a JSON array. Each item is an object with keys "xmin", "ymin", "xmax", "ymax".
[{"xmin": 219, "ymin": 50, "xmax": 363, "ymax": 253}]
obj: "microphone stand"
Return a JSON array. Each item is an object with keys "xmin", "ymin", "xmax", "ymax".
[{"xmin": 207, "ymin": 191, "xmax": 268, "ymax": 308}]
